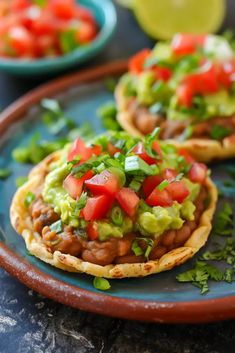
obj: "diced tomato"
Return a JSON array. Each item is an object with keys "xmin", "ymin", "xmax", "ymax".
[
  {"xmin": 178, "ymin": 148, "xmax": 195, "ymax": 164},
  {"xmin": 152, "ymin": 66, "xmax": 172, "ymax": 81},
  {"xmin": 183, "ymin": 62, "xmax": 219, "ymax": 95},
  {"xmin": 11, "ymin": 0, "xmax": 30, "ymax": 11},
  {"xmin": 166, "ymin": 181, "xmax": 189, "ymax": 203},
  {"xmin": 116, "ymin": 188, "xmax": 140, "ymax": 217},
  {"xmin": 142, "ymin": 175, "xmax": 163, "ymax": 197},
  {"xmin": 30, "ymin": 12, "xmax": 56, "ymax": 36},
  {"xmin": 49, "ymin": 0, "xmax": 76, "ymax": 20},
  {"xmin": 85, "ymin": 170, "xmax": 120, "ymax": 196},
  {"xmin": 176, "ymin": 84, "xmax": 194, "ymax": 107},
  {"xmin": 68, "ymin": 138, "xmax": 101, "ymax": 163},
  {"xmin": 107, "ymin": 142, "xmax": 122, "ymax": 156},
  {"xmin": 76, "ymin": 21, "xmax": 97, "ymax": 44},
  {"xmin": 171, "ymin": 33, "xmax": 206, "ymax": 56},
  {"xmin": 152, "ymin": 141, "xmax": 162, "ymax": 160},
  {"xmin": 63, "ymin": 170, "xmax": 93, "ymax": 199},
  {"xmin": 163, "ymin": 168, "xmax": 178, "ymax": 182},
  {"xmin": 7, "ymin": 26, "xmax": 33, "ymax": 56},
  {"xmin": 218, "ymin": 60, "xmax": 235, "ymax": 89},
  {"xmin": 87, "ymin": 222, "xmax": 99, "ymax": 240},
  {"xmin": 83, "ymin": 194, "xmax": 112, "ymax": 221},
  {"xmin": 146, "ymin": 188, "xmax": 173, "ymax": 207},
  {"xmin": 133, "ymin": 142, "xmax": 155, "ymax": 165},
  {"xmin": 189, "ymin": 162, "xmax": 208, "ymax": 184},
  {"xmin": 128, "ymin": 49, "xmax": 151, "ymax": 74},
  {"xmin": 33, "ymin": 35, "xmax": 56, "ymax": 57}
]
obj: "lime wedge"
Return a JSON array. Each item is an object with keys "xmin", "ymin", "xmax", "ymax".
[
  {"xmin": 115, "ymin": 0, "xmax": 134, "ymax": 9},
  {"xmin": 133, "ymin": 0, "xmax": 226, "ymax": 40}
]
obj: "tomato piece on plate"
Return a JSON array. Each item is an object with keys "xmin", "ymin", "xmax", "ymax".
[
  {"xmin": 11, "ymin": 0, "xmax": 30, "ymax": 11},
  {"xmin": 189, "ymin": 163, "xmax": 208, "ymax": 184},
  {"xmin": 68, "ymin": 138, "xmax": 101, "ymax": 163},
  {"xmin": 166, "ymin": 181, "xmax": 189, "ymax": 203},
  {"xmin": 116, "ymin": 188, "xmax": 140, "ymax": 217},
  {"xmin": 183, "ymin": 62, "xmax": 219, "ymax": 94},
  {"xmin": 218, "ymin": 60, "xmax": 235, "ymax": 88},
  {"xmin": 49, "ymin": 0, "xmax": 76, "ymax": 20},
  {"xmin": 146, "ymin": 188, "xmax": 173, "ymax": 207},
  {"xmin": 85, "ymin": 170, "xmax": 120, "ymax": 196},
  {"xmin": 128, "ymin": 49, "xmax": 151, "ymax": 74},
  {"xmin": 152, "ymin": 66, "xmax": 172, "ymax": 81},
  {"xmin": 176, "ymin": 84, "xmax": 194, "ymax": 107},
  {"xmin": 33, "ymin": 34, "xmax": 56, "ymax": 57},
  {"xmin": 171, "ymin": 34, "xmax": 206, "ymax": 56},
  {"xmin": 30, "ymin": 12, "xmax": 56, "ymax": 36},
  {"xmin": 83, "ymin": 194, "xmax": 112, "ymax": 221},
  {"xmin": 75, "ymin": 6, "xmax": 94, "ymax": 24},
  {"xmin": 7, "ymin": 25, "xmax": 34, "ymax": 57},
  {"xmin": 76, "ymin": 21, "xmax": 97, "ymax": 44},
  {"xmin": 133, "ymin": 142, "xmax": 155, "ymax": 165},
  {"xmin": 178, "ymin": 148, "xmax": 195, "ymax": 164},
  {"xmin": 90, "ymin": 144, "xmax": 102, "ymax": 156},
  {"xmin": 63, "ymin": 170, "xmax": 93, "ymax": 199},
  {"xmin": 87, "ymin": 222, "xmax": 99, "ymax": 240},
  {"xmin": 142, "ymin": 175, "xmax": 163, "ymax": 197},
  {"xmin": 163, "ymin": 168, "xmax": 178, "ymax": 182}
]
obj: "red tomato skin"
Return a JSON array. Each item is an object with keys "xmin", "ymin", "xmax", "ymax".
[
  {"xmin": 142, "ymin": 175, "xmax": 163, "ymax": 197},
  {"xmin": 11, "ymin": 0, "xmax": 30, "ymax": 11},
  {"xmin": 176, "ymin": 84, "xmax": 194, "ymax": 107},
  {"xmin": 107, "ymin": 142, "xmax": 122, "ymax": 156},
  {"xmin": 33, "ymin": 35, "xmax": 56, "ymax": 57},
  {"xmin": 218, "ymin": 60, "xmax": 235, "ymax": 88},
  {"xmin": 133, "ymin": 142, "xmax": 156, "ymax": 165},
  {"xmin": 166, "ymin": 181, "xmax": 190, "ymax": 203},
  {"xmin": 152, "ymin": 141, "xmax": 162, "ymax": 160},
  {"xmin": 163, "ymin": 168, "xmax": 178, "ymax": 182},
  {"xmin": 68, "ymin": 138, "xmax": 101, "ymax": 163},
  {"xmin": 85, "ymin": 170, "xmax": 120, "ymax": 196},
  {"xmin": 90, "ymin": 144, "xmax": 102, "ymax": 156},
  {"xmin": 75, "ymin": 6, "xmax": 95, "ymax": 24},
  {"xmin": 30, "ymin": 13, "xmax": 56, "ymax": 36},
  {"xmin": 189, "ymin": 163, "xmax": 208, "ymax": 184},
  {"xmin": 7, "ymin": 26, "xmax": 34, "ymax": 57},
  {"xmin": 178, "ymin": 149, "xmax": 195, "ymax": 164},
  {"xmin": 146, "ymin": 188, "xmax": 173, "ymax": 207},
  {"xmin": 76, "ymin": 22, "xmax": 97, "ymax": 44},
  {"xmin": 152, "ymin": 66, "xmax": 172, "ymax": 81},
  {"xmin": 87, "ymin": 222, "xmax": 99, "ymax": 240},
  {"xmin": 172, "ymin": 34, "xmax": 206, "ymax": 56},
  {"xmin": 116, "ymin": 188, "xmax": 140, "ymax": 217},
  {"xmin": 83, "ymin": 195, "xmax": 112, "ymax": 221},
  {"xmin": 128, "ymin": 49, "xmax": 151, "ymax": 74},
  {"xmin": 63, "ymin": 170, "xmax": 93, "ymax": 199},
  {"xmin": 49, "ymin": 0, "xmax": 76, "ymax": 20}
]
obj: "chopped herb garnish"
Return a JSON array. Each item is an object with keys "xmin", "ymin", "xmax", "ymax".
[
  {"xmin": 67, "ymin": 123, "xmax": 94, "ymax": 141},
  {"xmin": 129, "ymin": 178, "xmax": 142, "ymax": 192},
  {"xmin": 97, "ymin": 102, "xmax": 120, "ymax": 131},
  {"xmin": 16, "ymin": 176, "xmax": 28, "ymax": 187},
  {"xmin": 144, "ymin": 127, "xmax": 161, "ymax": 159},
  {"xmin": 125, "ymin": 155, "xmax": 158, "ymax": 176},
  {"xmin": 131, "ymin": 237, "xmax": 154, "ymax": 258},
  {"xmin": 131, "ymin": 240, "xmax": 144, "ymax": 256},
  {"xmin": 111, "ymin": 206, "xmax": 123, "ymax": 226},
  {"xmin": 178, "ymin": 125, "xmax": 193, "ymax": 141},
  {"xmin": 104, "ymin": 77, "xmax": 117, "ymax": 93},
  {"xmin": 0, "ymin": 168, "xmax": 11, "ymax": 179},
  {"xmin": 210, "ymin": 125, "xmax": 231, "ymax": 140},
  {"xmin": 50, "ymin": 220, "xmax": 63, "ymax": 233},
  {"xmin": 76, "ymin": 192, "xmax": 88, "ymax": 210},
  {"xmin": 59, "ymin": 29, "xmax": 77, "ymax": 54},
  {"xmin": 157, "ymin": 179, "xmax": 169, "ymax": 191},
  {"xmin": 213, "ymin": 203, "xmax": 233, "ymax": 236},
  {"xmin": 93, "ymin": 277, "xmax": 111, "ymax": 291},
  {"xmin": 24, "ymin": 192, "xmax": 36, "ymax": 208}
]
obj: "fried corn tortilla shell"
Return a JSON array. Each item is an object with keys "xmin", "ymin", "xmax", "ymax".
[
  {"xmin": 10, "ymin": 151, "xmax": 217, "ymax": 279},
  {"xmin": 115, "ymin": 84, "xmax": 235, "ymax": 163}
]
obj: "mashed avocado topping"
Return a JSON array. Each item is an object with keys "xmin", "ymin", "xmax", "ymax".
[
  {"xmin": 121, "ymin": 34, "xmax": 235, "ymax": 140},
  {"xmin": 42, "ymin": 130, "xmax": 207, "ymax": 241}
]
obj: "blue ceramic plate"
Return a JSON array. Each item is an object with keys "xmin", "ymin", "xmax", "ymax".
[
  {"xmin": 1, "ymin": 61, "xmax": 235, "ymax": 323},
  {"xmin": 0, "ymin": 0, "xmax": 116, "ymax": 76}
]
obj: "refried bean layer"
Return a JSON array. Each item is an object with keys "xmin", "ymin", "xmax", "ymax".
[
  {"xmin": 127, "ymin": 98, "xmax": 235, "ymax": 139},
  {"xmin": 28, "ymin": 187, "xmax": 207, "ymax": 266}
]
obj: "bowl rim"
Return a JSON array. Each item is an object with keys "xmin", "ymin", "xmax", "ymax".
[{"xmin": 0, "ymin": 0, "xmax": 117, "ymax": 70}]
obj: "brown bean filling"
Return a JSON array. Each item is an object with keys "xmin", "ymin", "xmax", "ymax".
[
  {"xmin": 29, "ymin": 188, "xmax": 206, "ymax": 266},
  {"xmin": 128, "ymin": 98, "xmax": 235, "ymax": 140}
]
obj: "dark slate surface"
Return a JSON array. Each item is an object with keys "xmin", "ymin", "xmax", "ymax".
[{"xmin": 1, "ymin": 2, "xmax": 235, "ymax": 352}]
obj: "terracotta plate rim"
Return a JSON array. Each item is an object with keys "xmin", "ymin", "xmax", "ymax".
[{"xmin": 1, "ymin": 60, "xmax": 235, "ymax": 324}]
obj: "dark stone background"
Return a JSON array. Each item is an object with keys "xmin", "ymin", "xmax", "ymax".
[{"xmin": 1, "ymin": 1, "xmax": 235, "ymax": 352}]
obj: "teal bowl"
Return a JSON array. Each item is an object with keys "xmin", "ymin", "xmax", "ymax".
[{"xmin": 0, "ymin": 0, "xmax": 117, "ymax": 76}]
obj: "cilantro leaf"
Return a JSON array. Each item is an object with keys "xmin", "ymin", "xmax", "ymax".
[
  {"xmin": 0, "ymin": 168, "xmax": 11, "ymax": 179},
  {"xmin": 213, "ymin": 203, "xmax": 233, "ymax": 236},
  {"xmin": 97, "ymin": 102, "xmax": 121, "ymax": 131},
  {"xmin": 210, "ymin": 125, "xmax": 231, "ymax": 140}
]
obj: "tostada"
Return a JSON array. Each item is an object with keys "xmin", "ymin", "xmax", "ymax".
[
  {"xmin": 116, "ymin": 33, "xmax": 235, "ymax": 162},
  {"xmin": 10, "ymin": 130, "xmax": 217, "ymax": 278}
]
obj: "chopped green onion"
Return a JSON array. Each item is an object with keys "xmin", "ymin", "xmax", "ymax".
[
  {"xmin": 111, "ymin": 206, "xmax": 123, "ymax": 226},
  {"xmin": 124, "ymin": 155, "xmax": 157, "ymax": 176},
  {"xmin": 12, "ymin": 147, "xmax": 30, "ymax": 163},
  {"xmin": 76, "ymin": 192, "xmax": 88, "ymax": 211},
  {"xmin": 138, "ymin": 199, "xmax": 152, "ymax": 213},
  {"xmin": 93, "ymin": 277, "xmax": 111, "ymax": 291},
  {"xmin": 59, "ymin": 29, "xmax": 77, "ymax": 54},
  {"xmin": 131, "ymin": 237, "xmax": 154, "ymax": 258},
  {"xmin": 16, "ymin": 176, "xmax": 28, "ymax": 187},
  {"xmin": 96, "ymin": 162, "xmax": 106, "ymax": 173},
  {"xmin": 131, "ymin": 240, "xmax": 144, "ymax": 256},
  {"xmin": 0, "ymin": 168, "xmax": 11, "ymax": 179},
  {"xmin": 50, "ymin": 220, "xmax": 63, "ymax": 233},
  {"xmin": 210, "ymin": 125, "xmax": 231, "ymax": 140},
  {"xmin": 97, "ymin": 102, "xmax": 120, "ymax": 131},
  {"xmin": 157, "ymin": 179, "xmax": 169, "ymax": 191},
  {"xmin": 104, "ymin": 77, "xmax": 117, "ymax": 93},
  {"xmin": 24, "ymin": 192, "xmax": 36, "ymax": 208},
  {"xmin": 129, "ymin": 178, "xmax": 142, "ymax": 192}
]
